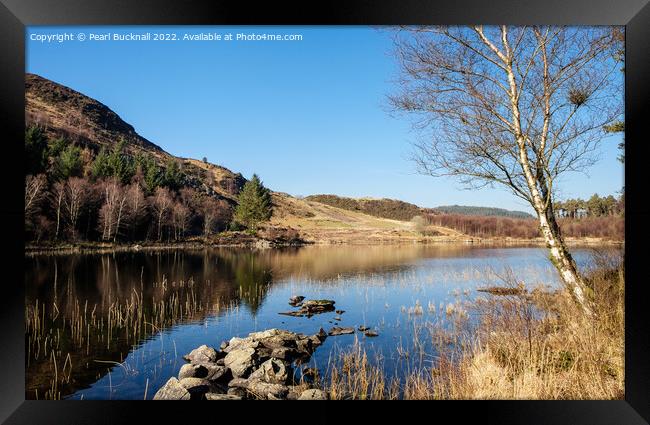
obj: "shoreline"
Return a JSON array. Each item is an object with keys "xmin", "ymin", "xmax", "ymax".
[{"xmin": 24, "ymin": 235, "xmax": 623, "ymax": 256}]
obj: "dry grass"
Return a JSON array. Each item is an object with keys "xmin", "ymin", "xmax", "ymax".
[{"xmin": 321, "ymin": 249, "xmax": 624, "ymax": 400}]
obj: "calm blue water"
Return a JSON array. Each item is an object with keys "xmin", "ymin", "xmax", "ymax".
[{"xmin": 25, "ymin": 245, "xmax": 599, "ymax": 399}]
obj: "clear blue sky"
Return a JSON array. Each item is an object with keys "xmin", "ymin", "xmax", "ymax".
[{"xmin": 26, "ymin": 26, "xmax": 624, "ymax": 213}]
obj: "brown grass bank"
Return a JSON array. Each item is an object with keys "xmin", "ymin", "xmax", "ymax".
[{"xmin": 322, "ymin": 249, "xmax": 624, "ymax": 400}]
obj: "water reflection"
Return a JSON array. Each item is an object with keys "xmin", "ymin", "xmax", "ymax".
[{"xmin": 25, "ymin": 244, "xmax": 576, "ymax": 399}]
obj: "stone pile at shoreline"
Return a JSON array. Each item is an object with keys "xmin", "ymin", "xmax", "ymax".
[{"xmin": 153, "ymin": 328, "xmax": 330, "ymax": 400}]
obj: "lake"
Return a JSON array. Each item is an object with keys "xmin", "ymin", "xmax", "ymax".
[{"xmin": 25, "ymin": 244, "xmax": 599, "ymax": 399}]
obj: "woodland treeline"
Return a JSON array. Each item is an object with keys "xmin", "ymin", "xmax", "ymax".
[
  {"xmin": 24, "ymin": 126, "xmax": 272, "ymax": 243},
  {"xmin": 427, "ymin": 213, "xmax": 624, "ymax": 240}
]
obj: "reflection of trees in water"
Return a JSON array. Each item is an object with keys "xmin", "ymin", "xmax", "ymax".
[
  {"xmin": 24, "ymin": 249, "xmax": 279, "ymax": 399},
  {"xmin": 218, "ymin": 250, "xmax": 274, "ymax": 314},
  {"xmin": 24, "ymin": 245, "xmax": 486, "ymax": 399}
]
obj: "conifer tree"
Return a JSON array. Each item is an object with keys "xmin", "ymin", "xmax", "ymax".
[{"xmin": 233, "ymin": 174, "xmax": 272, "ymax": 231}]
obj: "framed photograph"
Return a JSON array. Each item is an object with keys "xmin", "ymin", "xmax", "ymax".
[{"xmin": 2, "ymin": 0, "xmax": 649, "ymax": 423}]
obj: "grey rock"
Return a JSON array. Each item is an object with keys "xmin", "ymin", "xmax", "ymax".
[
  {"xmin": 328, "ymin": 326, "xmax": 355, "ymax": 336},
  {"xmin": 183, "ymin": 345, "xmax": 218, "ymax": 364},
  {"xmin": 205, "ymin": 393, "xmax": 242, "ymax": 400},
  {"xmin": 298, "ymin": 389, "xmax": 329, "ymax": 400},
  {"xmin": 248, "ymin": 358, "xmax": 291, "ymax": 384},
  {"xmin": 179, "ymin": 363, "xmax": 228, "ymax": 381},
  {"xmin": 358, "ymin": 325, "xmax": 370, "ymax": 332},
  {"xmin": 224, "ymin": 347, "xmax": 257, "ymax": 377},
  {"xmin": 223, "ymin": 337, "xmax": 260, "ymax": 353},
  {"xmin": 229, "ymin": 378, "xmax": 289, "ymax": 400},
  {"xmin": 153, "ymin": 377, "xmax": 191, "ymax": 400},
  {"xmin": 271, "ymin": 347, "xmax": 299, "ymax": 361},
  {"xmin": 364, "ymin": 330, "xmax": 379, "ymax": 337},
  {"xmin": 289, "ymin": 295, "xmax": 305, "ymax": 305}
]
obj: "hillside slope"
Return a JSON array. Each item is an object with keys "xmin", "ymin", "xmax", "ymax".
[{"xmin": 26, "ymin": 73, "xmax": 470, "ymax": 244}]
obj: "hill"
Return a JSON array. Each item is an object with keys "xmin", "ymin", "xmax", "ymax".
[
  {"xmin": 304, "ymin": 195, "xmax": 425, "ymax": 221},
  {"xmin": 433, "ymin": 205, "xmax": 534, "ymax": 219},
  {"xmin": 25, "ymin": 73, "xmax": 470, "ymax": 245}
]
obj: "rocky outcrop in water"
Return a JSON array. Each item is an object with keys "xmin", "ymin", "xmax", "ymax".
[
  {"xmin": 153, "ymin": 328, "xmax": 330, "ymax": 400},
  {"xmin": 279, "ymin": 299, "xmax": 336, "ymax": 317}
]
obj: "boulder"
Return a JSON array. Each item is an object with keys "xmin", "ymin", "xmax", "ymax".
[
  {"xmin": 205, "ymin": 393, "xmax": 242, "ymax": 400},
  {"xmin": 364, "ymin": 330, "xmax": 379, "ymax": 337},
  {"xmin": 358, "ymin": 325, "xmax": 370, "ymax": 332},
  {"xmin": 179, "ymin": 377, "xmax": 212, "ymax": 397},
  {"xmin": 183, "ymin": 345, "xmax": 218, "ymax": 364},
  {"xmin": 328, "ymin": 326, "xmax": 355, "ymax": 336},
  {"xmin": 179, "ymin": 363, "xmax": 229, "ymax": 382},
  {"xmin": 224, "ymin": 337, "xmax": 260, "ymax": 353},
  {"xmin": 248, "ymin": 358, "xmax": 291, "ymax": 384},
  {"xmin": 224, "ymin": 347, "xmax": 257, "ymax": 377},
  {"xmin": 229, "ymin": 378, "xmax": 289, "ymax": 400},
  {"xmin": 298, "ymin": 389, "xmax": 328, "ymax": 400},
  {"xmin": 153, "ymin": 377, "xmax": 191, "ymax": 400},
  {"xmin": 289, "ymin": 295, "xmax": 305, "ymax": 305},
  {"xmin": 271, "ymin": 347, "xmax": 300, "ymax": 361},
  {"xmin": 301, "ymin": 299, "xmax": 335, "ymax": 313}
]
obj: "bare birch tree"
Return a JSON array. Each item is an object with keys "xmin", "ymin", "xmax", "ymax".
[
  {"xmin": 51, "ymin": 181, "xmax": 65, "ymax": 240},
  {"xmin": 63, "ymin": 177, "xmax": 89, "ymax": 241},
  {"xmin": 25, "ymin": 174, "xmax": 47, "ymax": 221},
  {"xmin": 390, "ymin": 26, "xmax": 623, "ymax": 315},
  {"xmin": 150, "ymin": 186, "xmax": 173, "ymax": 241}
]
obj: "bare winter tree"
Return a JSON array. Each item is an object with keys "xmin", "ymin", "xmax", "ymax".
[
  {"xmin": 150, "ymin": 187, "xmax": 174, "ymax": 241},
  {"xmin": 63, "ymin": 177, "xmax": 89, "ymax": 241},
  {"xmin": 25, "ymin": 174, "xmax": 47, "ymax": 221},
  {"xmin": 51, "ymin": 181, "xmax": 65, "ymax": 240},
  {"xmin": 98, "ymin": 179, "xmax": 121, "ymax": 241},
  {"xmin": 171, "ymin": 202, "xmax": 190, "ymax": 240},
  {"xmin": 390, "ymin": 26, "xmax": 623, "ymax": 315}
]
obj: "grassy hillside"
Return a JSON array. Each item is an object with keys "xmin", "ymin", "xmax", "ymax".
[
  {"xmin": 434, "ymin": 205, "xmax": 534, "ymax": 218},
  {"xmin": 304, "ymin": 195, "xmax": 426, "ymax": 221},
  {"xmin": 24, "ymin": 73, "xmax": 471, "ymax": 245}
]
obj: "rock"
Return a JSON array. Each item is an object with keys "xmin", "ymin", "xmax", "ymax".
[
  {"xmin": 180, "ymin": 363, "xmax": 229, "ymax": 381},
  {"xmin": 216, "ymin": 358, "xmax": 225, "ymax": 366},
  {"xmin": 289, "ymin": 295, "xmax": 305, "ymax": 305},
  {"xmin": 298, "ymin": 389, "xmax": 328, "ymax": 400},
  {"xmin": 286, "ymin": 387, "xmax": 302, "ymax": 400},
  {"xmin": 335, "ymin": 310, "xmax": 345, "ymax": 315},
  {"xmin": 224, "ymin": 347, "xmax": 257, "ymax": 377},
  {"xmin": 224, "ymin": 337, "xmax": 260, "ymax": 353},
  {"xmin": 220, "ymin": 341, "xmax": 229, "ymax": 351},
  {"xmin": 358, "ymin": 325, "xmax": 370, "ymax": 332},
  {"xmin": 328, "ymin": 326, "xmax": 355, "ymax": 336},
  {"xmin": 301, "ymin": 299, "xmax": 335, "ymax": 313},
  {"xmin": 179, "ymin": 377, "xmax": 212, "ymax": 397},
  {"xmin": 316, "ymin": 328, "xmax": 328, "ymax": 340},
  {"xmin": 205, "ymin": 393, "xmax": 242, "ymax": 400},
  {"xmin": 259, "ymin": 334, "xmax": 298, "ymax": 350},
  {"xmin": 334, "ymin": 316, "xmax": 342, "ymax": 321},
  {"xmin": 153, "ymin": 377, "xmax": 191, "ymax": 400},
  {"xmin": 183, "ymin": 345, "xmax": 218, "ymax": 363},
  {"xmin": 229, "ymin": 378, "xmax": 289, "ymax": 400},
  {"xmin": 248, "ymin": 359, "xmax": 291, "ymax": 384},
  {"xmin": 248, "ymin": 328, "xmax": 285, "ymax": 340},
  {"xmin": 227, "ymin": 387, "xmax": 247, "ymax": 398},
  {"xmin": 308, "ymin": 335, "xmax": 324, "ymax": 348},
  {"xmin": 278, "ymin": 310, "xmax": 305, "ymax": 317},
  {"xmin": 271, "ymin": 347, "xmax": 300, "ymax": 361},
  {"xmin": 178, "ymin": 363, "xmax": 201, "ymax": 380},
  {"xmin": 296, "ymin": 338, "xmax": 313, "ymax": 354},
  {"xmin": 364, "ymin": 330, "xmax": 379, "ymax": 337}
]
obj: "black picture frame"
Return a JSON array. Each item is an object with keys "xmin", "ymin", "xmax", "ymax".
[{"xmin": 1, "ymin": 0, "xmax": 649, "ymax": 424}]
